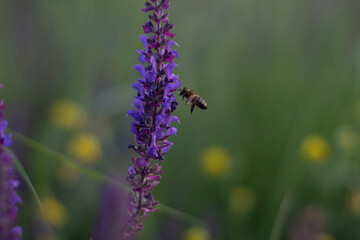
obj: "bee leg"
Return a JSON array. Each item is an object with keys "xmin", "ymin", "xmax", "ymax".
[{"xmin": 190, "ymin": 103, "xmax": 195, "ymax": 114}]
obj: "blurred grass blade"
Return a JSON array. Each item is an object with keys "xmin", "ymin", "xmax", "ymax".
[
  {"xmin": 158, "ymin": 203, "xmax": 207, "ymax": 227},
  {"xmin": 10, "ymin": 129, "xmax": 205, "ymax": 225},
  {"xmin": 269, "ymin": 191, "xmax": 294, "ymax": 240},
  {"xmin": 10, "ymin": 129, "xmax": 110, "ymax": 183},
  {"xmin": 5, "ymin": 148, "xmax": 42, "ymax": 210}
]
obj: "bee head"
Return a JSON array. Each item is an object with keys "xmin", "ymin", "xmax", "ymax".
[
  {"xmin": 178, "ymin": 87, "xmax": 190, "ymax": 96},
  {"xmin": 178, "ymin": 87, "xmax": 186, "ymax": 96}
]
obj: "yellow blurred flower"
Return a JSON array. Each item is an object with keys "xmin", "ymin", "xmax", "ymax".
[
  {"xmin": 300, "ymin": 135, "xmax": 331, "ymax": 163},
  {"xmin": 337, "ymin": 126, "xmax": 358, "ymax": 154},
  {"xmin": 201, "ymin": 146, "xmax": 232, "ymax": 178},
  {"xmin": 67, "ymin": 132, "xmax": 102, "ymax": 165},
  {"xmin": 317, "ymin": 233, "xmax": 336, "ymax": 240},
  {"xmin": 183, "ymin": 226, "xmax": 211, "ymax": 240},
  {"xmin": 228, "ymin": 186, "xmax": 256, "ymax": 214},
  {"xmin": 40, "ymin": 197, "xmax": 67, "ymax": 227},
  {"xmin": 56, "ymin": 163, "xmax": 80, "ymax": 185},
  {"xmin": 348, "ymin": 190, "xmax": 360, "ymax": 215},
  {"xmin": 49, "ymin": 99, "xmax": 87, "ymax": 129}
]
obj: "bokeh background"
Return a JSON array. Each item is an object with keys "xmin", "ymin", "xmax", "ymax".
[{"xmin": 1, "ymin": 0, "xmax": 360, "ymax": 239}]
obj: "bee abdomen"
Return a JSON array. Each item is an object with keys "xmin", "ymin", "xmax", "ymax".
[{"xmin": 196, "ymin": 97, "xmax": 207, "ymax": 110}]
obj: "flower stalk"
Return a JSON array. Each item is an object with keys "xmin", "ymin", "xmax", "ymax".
[{"xmin": 124, "ymin": 0, "xmax": 180, "ymax": 238}]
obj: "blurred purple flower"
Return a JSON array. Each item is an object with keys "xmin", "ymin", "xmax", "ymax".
[
  {"xmin": 0, "ymin": 84, "xmax": 22, "ymax": 240},
  {"xmin": 93, "ymin": 184, "xmax": 127, "ymax": 240},
  {"xmin": 124, "ymin": 0, "xmax": 180, "ymax": 238},
  {"xmin": 288, "ymin": 205, "xmax": 328, "ymax": 240}
]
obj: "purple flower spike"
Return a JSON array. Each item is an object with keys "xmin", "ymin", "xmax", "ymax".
[
  {"xmin": 124, "ymin": 0, "xmax": 180, "ymax": 238},
  {"xmin": 0, "ymin": 85, "xmax": 22, "ymax": 240}
]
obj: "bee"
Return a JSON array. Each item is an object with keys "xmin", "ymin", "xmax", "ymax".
[{"xmin": 179, "ymin": 87, "xmax": 207, "ymax": 114}]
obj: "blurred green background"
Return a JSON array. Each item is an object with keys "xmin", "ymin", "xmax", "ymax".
[{"xmin": 1, "ymin": 0, "xmax": 360, "ymax": 239}]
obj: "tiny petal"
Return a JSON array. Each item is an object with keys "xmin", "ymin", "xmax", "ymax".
[
  {"xmin": 139, "ymin": 35, "xmax": 149, "ymax": 51},
  {"xmin": 135, "ymin": 78, "xmax": 146, "ymax": 84},
  {"xmin": 163, "ymin": 30, "xmax": 176, "ymax": 38},
  {"xmin": 137, "ymin": 158, "xmax": 149, "ymax": 167},
  {"xmin": 141, "ymin": 8, "xmax": 152, "ymax": 12},
  {"xmin": 160, "ymin": 13, "xmax": 169, "ymax": 23},
  {"xmin": 132, "ymin": 83, "xmax": 145, "ymax": 97},
  {"xmin": 156, "ymin": 127, "xmax": 164, "ymax": 138},
  {"xmin": 131, "ymin": 124, "xmax": 138, "ymax": 134},
  {"xmin": 127, "ymin": 110, "xmax": 143, "ymax": 122},
  {"xmin": 132, "ymin": 98, "xmax": 144, "ymax": 112},
  {"xmin": 161, "ymin": 145, "xmax": 171, "ymax": 154},
  {"xmin": 166, "ymin": 127, "xmax": 177, "ymax": 136},
  {"xmin": 4, "ymin": 134, "xmax": 13, "ymax": 147},
  {"xmin": 141, "ymin": 2, "xmax": 154, "ymax": 12},
  {"xmin": 163, "ymin": 22, "xmax": 174, "ymax": 31},
  {"xmin": 160, "ymin": 0, "xmax": 170, "ymax": 10},
  {"xmin": 173, "ymin": 78, "xmax": 181, "ymax": 89},
  {"xmin": 138, "ymin": 53, "xmax": 146, "ymax": 63},
  {"xmin": 142, "ymin": 23, "xmax": 152, "ymax": 33},
  {"xmin": 168, "ymin": 116, "xmax": 180, "ymax": 124},
  {"xmin": 148, "ymin": 175, "xmax": 161, "ymax": 181},
  {"xmin": 133, "ymin": 64, "xmax": 146, "ymax": 79},
  {"xmin": 161, "ymin": 101, "xmax": 171, "ymax": 114},
  {"xmin": 1, "ymin": 120, "xmax": 8, "ymax": 128},
  {"xmin": 163, "ymin": 82, "xmax": 177, "ymax": 99},
  {"xmin": 128, "ymin": 167, "xmax": 136, "ymax": 179},
  {"xmin": 150, "ymin": 56, "xmax": 157, "ymax": 72},
  {"xmin": 166, "ymin": 40, "xmax": 179, "ymax": 51},
  {"xmin": 147, "ymin": 145, "xmax": 158, "ymax": 157},
  {"xmin": 165, "ymin": 63, "xmax": 176, "ymax": 79},
  {"xmin": 147, "ymin": 71, "xmax": 156, "ymax": 82}
]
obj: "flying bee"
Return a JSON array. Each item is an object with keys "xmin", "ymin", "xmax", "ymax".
[{"xmin": 179, "ymin": 87, "xmax": 207, "ymax": 114}]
